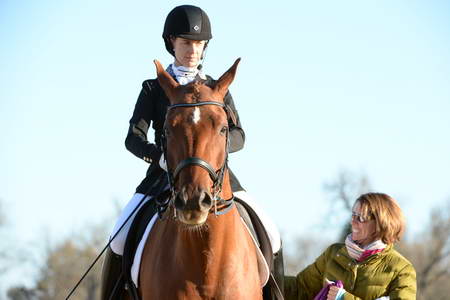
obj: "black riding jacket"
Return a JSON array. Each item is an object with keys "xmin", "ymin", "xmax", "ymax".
[{"xmin": 125, "ymin": 74, "xmax": 245, "ymax": 196}]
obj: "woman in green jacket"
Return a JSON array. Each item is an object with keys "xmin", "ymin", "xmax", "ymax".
[{"xmin": 285, "ymin": 192, "xmax": 416, "ymax": 300}]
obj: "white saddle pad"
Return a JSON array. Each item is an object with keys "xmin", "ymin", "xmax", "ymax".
[{"xmin": 130, "ymin": 213, "xmax": 158, "ymax": 286}]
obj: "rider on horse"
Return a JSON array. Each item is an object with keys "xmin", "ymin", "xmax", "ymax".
[{"xmin": 100, "ymin": 5, "xmax": 282, "ymax": 300}]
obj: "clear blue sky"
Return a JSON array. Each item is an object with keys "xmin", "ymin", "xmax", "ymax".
[{"xmin": 1, "ymin": 0, "xmax": 450, "ymax": 289}]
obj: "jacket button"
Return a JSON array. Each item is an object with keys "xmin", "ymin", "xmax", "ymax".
[{"xmin": 337, "ymin": 254, "xmax": 340, "ymax": 257}]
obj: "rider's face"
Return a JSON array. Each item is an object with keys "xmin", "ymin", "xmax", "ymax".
[{"xmin": 171, "ymin": 37, "xmax": 206, "ymax": 68}]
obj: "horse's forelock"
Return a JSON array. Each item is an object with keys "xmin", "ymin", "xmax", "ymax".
[
  {"xmin": 182, "ymin": 81, "xmax": 215, "ymax": 103},
  {"xmin": 193, "ymin": 82, "xmax": 202, "ymax": 102}
]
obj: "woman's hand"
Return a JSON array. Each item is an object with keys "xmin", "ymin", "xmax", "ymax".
[
  {"xmin": 327, "ymin": 285, "xmax": 339, "ymax": 300},
  {"xmin": 327, "ymin": 285, "xmax": 345, "ymax": 300}
]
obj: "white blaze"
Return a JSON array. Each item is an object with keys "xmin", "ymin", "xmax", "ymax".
[{"xmin": 192, "ymin": 107, "xmax": 201, "ymax": 124}]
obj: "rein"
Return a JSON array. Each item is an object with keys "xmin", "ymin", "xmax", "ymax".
[{"xmin": 157, "ymin": 101, "xmax": 234, "ymax": 218}]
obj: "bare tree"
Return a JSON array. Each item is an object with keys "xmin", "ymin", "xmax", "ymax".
[
  {"xmin": 322, "ymin": 169, "xmax": 372, "ymax": 241},
  {"xmin": 0, "ymin": 198, "xmax": 21, "ymax": 299},
  {"xmin": 323, "ymin": 169, "xmax": 371, "ymax": 211},
  {"xmin": 36, "ymin": 240, "xmax": 102, "ymax": 300},
  {"xmin": 284, "ymin": 235, "xmax": 329, "ymax": 276},
  {"xmin": 7, "ymin": 287, "xmax": 41, "ymax": 300},
  {"xmin": 7, "ymin": 221, "xmax": 108, "ymax": 300},
  {"xmin": 397, "ymin": 200, "xmax": 450, "ymax": 300}
]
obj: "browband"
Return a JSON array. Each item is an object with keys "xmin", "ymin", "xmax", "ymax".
[
  {"xmin": 168, "ymin": 101, "xmax": 225, "ymax": 110},
  {"xmin": 167, "ymin": 101, "xmax": 237, "ymax": 126}
]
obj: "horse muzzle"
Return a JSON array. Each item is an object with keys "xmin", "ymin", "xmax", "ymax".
[{"xmin": 174, "ymin": 186, "xmax": 213, "ymax": 225}]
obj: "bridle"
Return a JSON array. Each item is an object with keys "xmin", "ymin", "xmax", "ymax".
[{"xmin": 157, "ymin": 101, "xmax": 235, "ymax": 218}]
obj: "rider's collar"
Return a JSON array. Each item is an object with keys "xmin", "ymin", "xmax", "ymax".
[{"xmin": 167, "ymin": 63, "xmax": 206, "ymax": 85}]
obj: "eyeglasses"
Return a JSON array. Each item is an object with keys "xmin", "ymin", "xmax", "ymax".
[{"xmin": 351, "ymin": 212, "xmax": 373, "ymax": 223}]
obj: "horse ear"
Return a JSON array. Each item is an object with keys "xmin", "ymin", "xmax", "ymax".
[
  {"xmin": 153, "ymin": 60, "xmax": 179, "ymax": 102},
  {"xmin": 214, "ymin": 58, "xmax": 241, "ymax": 99}
]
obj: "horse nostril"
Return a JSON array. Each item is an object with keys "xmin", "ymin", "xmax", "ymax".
[
  {"xmin": 199, "ymin": 190, "xmax": 213, "ymax": 210},
  {"xmin": 174, "ymin": 192, "xmax": 187, "ymax": 209}
]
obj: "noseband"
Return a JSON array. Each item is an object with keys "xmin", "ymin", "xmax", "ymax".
[{"xmin": 159, "ymin": 101, "xmax": 234, "ymax": 217}]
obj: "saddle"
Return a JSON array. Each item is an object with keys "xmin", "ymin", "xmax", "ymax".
[{"xmin": 122, "ymin": 196, "xmax": 284, "ymax": 300}]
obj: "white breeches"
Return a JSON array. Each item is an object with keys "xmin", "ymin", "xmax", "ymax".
[
  {"xmin": 110, "ymin": 193, "xmax": 152, "ymax": 255},
  {"xmin": 109, "ymin": 191, "xmax": 281, "ymax": 255}
]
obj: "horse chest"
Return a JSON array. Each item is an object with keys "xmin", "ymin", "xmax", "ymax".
[{"xmin": 140, "ymin": 228, "xmax": 262, "ymax": 300}]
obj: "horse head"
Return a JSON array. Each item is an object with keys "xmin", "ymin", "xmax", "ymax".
[{"xmin": 154, "ymin": 58, "xmax": 241, "ymax": 226}]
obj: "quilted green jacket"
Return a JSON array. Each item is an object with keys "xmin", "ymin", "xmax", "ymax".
[{"xmin": 284, "ymin": 243, "xmax": 416, "ymax": 300}]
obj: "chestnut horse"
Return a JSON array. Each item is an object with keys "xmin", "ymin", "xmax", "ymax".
[{"xmin": 138, "ymin": 59, "xmax": 263, "ymax": 300}]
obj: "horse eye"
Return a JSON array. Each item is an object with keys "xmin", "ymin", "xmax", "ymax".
[
  {"xmin": 220, "ymin": 126, "xmax": 228, "ymax": 135},
  {"xmin": 164, "ymin": 127, "xmax": 170, "ymax": 137}
]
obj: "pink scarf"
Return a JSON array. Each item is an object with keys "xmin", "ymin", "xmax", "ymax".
[{"xmin": 345, "ymin": 234, "xmax": 386, "ymax": 262}]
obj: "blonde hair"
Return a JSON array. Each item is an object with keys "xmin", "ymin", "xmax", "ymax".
[{"xmin": 356, "ymin": 192, "xmax": 405, "ymax": 244}]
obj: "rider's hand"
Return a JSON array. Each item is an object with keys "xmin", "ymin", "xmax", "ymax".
[{"xmin": 150, "ymin": 147, "xmax": 162, "ymax": 163}]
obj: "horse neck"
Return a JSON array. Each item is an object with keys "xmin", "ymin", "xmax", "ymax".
[
  {"xmin": 172, "ymin": 209, "xmax": 251, "ymax": 284},
  {"xmin": 171, "ymin": 169, "xmax": 247, "ymax": 266}
]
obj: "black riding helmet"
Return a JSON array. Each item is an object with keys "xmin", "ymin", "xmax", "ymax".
[{"xmin": 162, "ymin": 5, "xmax": 212, "ymax": 56}]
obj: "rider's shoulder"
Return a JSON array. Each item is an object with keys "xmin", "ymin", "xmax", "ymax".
[
  {"xmin": 205, "ymin": 74, "xmax": 214, "ymax": 81},
  {"xmin": 203, "ymin": 74, "xmax": 216, "ymax": 85},
  {"xmin": 141, "ymin": 79, "xmax": 161, "ymax": 94}
]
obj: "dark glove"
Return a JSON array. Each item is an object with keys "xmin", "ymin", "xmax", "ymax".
[
  {"xmin": 149, "ymin": 146, "xmax": 163, "ymax": 164},
  {"xmin": 143, "ymin": 145, "xmax": 162, "ymax": 164}
]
